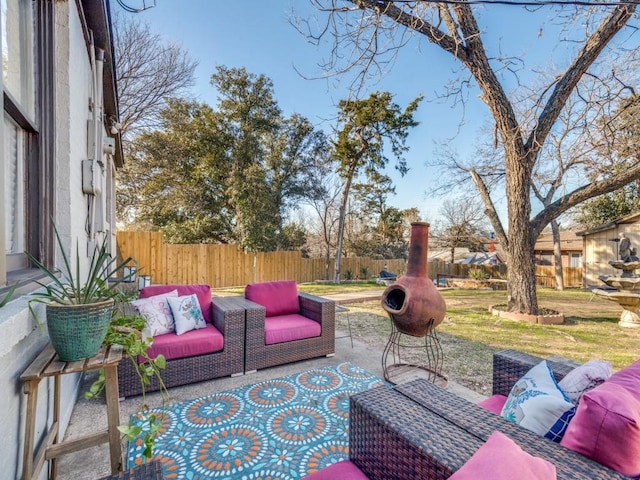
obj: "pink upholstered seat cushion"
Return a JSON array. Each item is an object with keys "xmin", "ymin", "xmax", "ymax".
[
  {"xmin": 264, "ymin": 314, "xmax": 321, "ymax": 345},
  {"xmin": 245, "ymin": 280, "xmax": 299, "ymax": 317},
  {"xmin": 560, "ymin": 358, "xmax": 640, "ymax": 477},
  {"xmin": 143, "ymin": 324, "xmax": 224, "ymax": 361},
  {"xmin": 449, "ymin": 430, "xmax": 557, "ymax": 480},
  {"xmin": 141, "ymin": 284, "xmax": 212, "ymax": 323},
  {"xmin": 302, "ymin": 460, "xmax": 368, "ymax": 479},
  {"xmin": 478, "ymin": 394, "xmax": 508, "ymax": 415}
]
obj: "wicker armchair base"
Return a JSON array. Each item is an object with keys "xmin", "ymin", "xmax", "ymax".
[{"xmin": 240, "ymin": 292, "xmax": 336, "ymax": 372}]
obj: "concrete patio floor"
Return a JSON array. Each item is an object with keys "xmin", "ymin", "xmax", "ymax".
[{"xmin": 56, "ymin": 294, "xmax": 486, "ymax": 479}]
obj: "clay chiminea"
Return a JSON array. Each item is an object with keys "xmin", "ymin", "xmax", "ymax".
[{"xmin": 382, "ymin": 222, "xmax": 446, "ymax": 337}]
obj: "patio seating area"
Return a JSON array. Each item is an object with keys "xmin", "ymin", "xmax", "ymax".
[
  {"xmin": 117, "ymin": 282, "xmax": 336, "ymax": 399},
  {"xmin": 54, "ymin": 287, "xmax": 482, "ymax": 479},
  {"xmin": 54, "ymin": 288, "xmax": 638, "ymax": 479}
]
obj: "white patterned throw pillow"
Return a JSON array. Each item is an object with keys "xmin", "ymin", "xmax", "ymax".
[
  {"xmin": 501, "ymin": 360, "xmax": 576, "ymax": 442},
  {"xmin": 131, "ymin": 290, "xmax": 178, "ymax": 336},
  {"xmin": 167, "ymin": 294, "xmax": 207, "ymax": 335},
  {"xmin": 558, "ymin": 359, "xmax": 613, "ymax": 404}
]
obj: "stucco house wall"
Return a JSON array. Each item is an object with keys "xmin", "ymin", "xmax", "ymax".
[
  {"xmin": 0, "ymin": 1, "xmax": 121, "ymax": 478},
  {"xmin": 578, "ymin": 212, "xmax": 640, "ymax": 287}
]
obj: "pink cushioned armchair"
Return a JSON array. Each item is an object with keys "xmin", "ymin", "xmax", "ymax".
[
  {"xmin": 240, "ymin": 280, "xmax": 336, "ymax": 372},
  {"xmin": 117, "ymin": 284, "xmax": 245, "ymax": 397}
]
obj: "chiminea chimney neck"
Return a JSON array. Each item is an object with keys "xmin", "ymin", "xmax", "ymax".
[{"xmin": 405, "ymin": 222, "xmax": 429, "ymax": 278}]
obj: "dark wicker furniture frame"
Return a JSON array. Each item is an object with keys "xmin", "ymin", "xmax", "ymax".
[
  {"xmin": 98, "ymin": 460, "xmax": 164, "ymax": 479},
  {"xmin": 117, "ymin": 297, "xmax": 246, "ymax": 397},
  {"xmin": 349, "ymin": 349, "xmax": 630, "ymax": 480},
  {"xmin": 238, "ymin": 292, "xmax": 335, "ymax": 372}
]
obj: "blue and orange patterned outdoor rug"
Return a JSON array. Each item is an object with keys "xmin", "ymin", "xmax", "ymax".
[{"xmin": 126, "ymin": 362, "xmax": 384, "ymax": 479}]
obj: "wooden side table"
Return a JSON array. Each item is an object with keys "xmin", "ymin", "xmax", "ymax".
[{"xmin": 20, "ymin": 344, "xmax": 124, "ymax": 480}]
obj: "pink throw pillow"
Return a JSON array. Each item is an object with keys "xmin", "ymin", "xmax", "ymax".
[
  {"xmin": 477, "ymin": 394, "xmax": 508, "ymax": 415},
  {"xmin": 560, "ymin": 359, "xmax": 640, "ymax": 477},
  {"xmin": 303, "ymin": 460, "xmax": 368, "ymax": 479},
  {"xmin": 245, "ymin": 280, "xmax": 300, "ymax": 317},
  {"xmin": 449, "ymin": 431, "xmax": 557, "ymax": 480}
]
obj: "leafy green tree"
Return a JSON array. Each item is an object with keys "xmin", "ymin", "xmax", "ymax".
[
  {"xmin": 132, "ymin": 99, "xmax": 233, "ymax": 243},
  {"xmin": 280, "ymin": 222, "xmax": 309, "ymax": 253},
  {"xmin": 576, "ymin": 187, "xmax": 639, "ymax": 229},
  {"xmin": 128, "ymin": 67, "xmax": 328, "ymax": 250},
  {"xmin": 350, "ymin": 172, "xmax": 411, "ymax": 258},
  {"xmin": 113, "ymin": 14, "xmax": 198, "ymax": 223},
  {"xmin": 332, "ymin": 91, "xmax": 422, "ymax": 282},
  {"xmin": 211, "ymin": 66, "xmax": 329, "ymax": 251}
]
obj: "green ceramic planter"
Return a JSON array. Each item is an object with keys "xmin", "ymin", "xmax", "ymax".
[{"xmin": 46, "ymin": 299, "xmax": 114, "ymax": 361}]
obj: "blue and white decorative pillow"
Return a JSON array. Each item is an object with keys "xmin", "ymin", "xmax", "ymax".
[
  {"xmin": 167, "ymin": 294, "xmax": 207, "ymax": 335},
  {"xmin": 501, "ymin": 360, "xmax": 576, "ymax": 442}
]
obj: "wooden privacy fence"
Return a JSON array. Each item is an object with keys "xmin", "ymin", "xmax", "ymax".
[
  {"xmin": 116, "ymin": 232, "xmax": 407, "ymax": 287},
  {"xmin": 535, "ymin": 265, "xmax": 583, "ymax": 288},
  {"xmin": 116, "ymin": 231, "xmax": 582, "ymax": 288}
]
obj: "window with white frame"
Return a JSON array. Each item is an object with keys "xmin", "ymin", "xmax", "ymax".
[
  {"xmin": 1, "ymin": 0, "xmax": 57, "ymax": 292},
  {"xmin": 2, "ymin": 0, "xmax": 35, "ymax": 276},
  {"xmin": 569, "ymin": 252, "xmax": 582, "ymax": 268},
  {"xmin": 2, "ymin": 0, "xmax": 34, "ymax": 116},
  {"xmin": 4, "ymin": 114, "xmax": 25, "ymax": 256}
]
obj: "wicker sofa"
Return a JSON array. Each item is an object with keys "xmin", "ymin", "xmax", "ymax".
[
  {"xmin": 346, "ymin": 350, "xmax": 632, "ymax": 480},
  {"xmin": 117, "ymin": 286, "xmax": 245, "ymax": 398}
]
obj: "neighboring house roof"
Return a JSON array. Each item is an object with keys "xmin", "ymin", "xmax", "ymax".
[
  {"xmin": 576, "ymin": 211, "xmax": 640, "ymax": 236},
  {"xmin": 428, "ymin": 248, "xmax": 471, "ymax": 263},
  {"xmin": 534, "ymin": 230, "xmax": 583, "ymax": 252},
  {"xmin": 459, "ymin": 252, "xmax": 504, "ymax": 265}
]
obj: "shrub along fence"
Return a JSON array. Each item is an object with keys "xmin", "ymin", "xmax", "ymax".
[{"xmin": 116, "ymin": 231, "xmax": 582, "ymax": 288}]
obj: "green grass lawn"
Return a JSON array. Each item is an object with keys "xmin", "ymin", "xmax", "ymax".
[
  {"xmin": 438, "ymin": 288, "xmax": 638, "ymax": 369},
  {"xmin": 318, "ymin": 285, "xmax": 639, "ymax": 394},
  {"xmin": 214, "ymin": 282, "xmax": 638, "ymax": 394}
]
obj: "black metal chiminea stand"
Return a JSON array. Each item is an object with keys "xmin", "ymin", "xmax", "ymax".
[{"xmin": 381, "ymin": 316, "xmax": 447, "ymax": 386}]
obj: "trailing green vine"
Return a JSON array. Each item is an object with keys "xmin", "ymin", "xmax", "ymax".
[{"xmin": 85, "ymin": 296, "xmax": 168, "ymax": 463}]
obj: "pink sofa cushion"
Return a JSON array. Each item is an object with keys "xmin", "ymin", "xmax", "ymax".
[
  {"xmin": 478, "ymin": 394, "xmax": 508, "ymax": 415},
  {"xmin": 449, "ymin": 431, "xmax": 557, "ymax": 480},
  {"xmin": 264, "ymin": 314, "xmax": 321, "ymax": 345},
  {"xmin": 143, "ymin": 324, "xmax": 224, "ymax": 361},
  {"xmin": 245, "ymin": 280, "xmax": 299, "ymax": 317},
  {"xmin": 560, "ymin": 358, "xmax": 640, "ymax": 477},
  {"xmin": 303, "ymin": 460, "xmax": 368, "ymax": 479},
  {"xmin": 141, "ymin": 284, "xmax": 212, "ymax": 323}
]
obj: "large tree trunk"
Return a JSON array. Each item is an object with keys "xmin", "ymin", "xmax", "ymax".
[
  {"xmin": 551, "ymin": 221, "xmax": 565, "ymax": 291},
  {"xmin": 505, "ymin": 151, "xmax": 538, "ymax": 313},
  {"xmin": 506, "ymin": 230, "xmax": 538, "ymax": 313}
]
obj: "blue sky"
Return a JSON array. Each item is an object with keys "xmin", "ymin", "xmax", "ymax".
[{"xmin": 126, "ymin": 1, "xmax": 601, "ymax": 226}]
